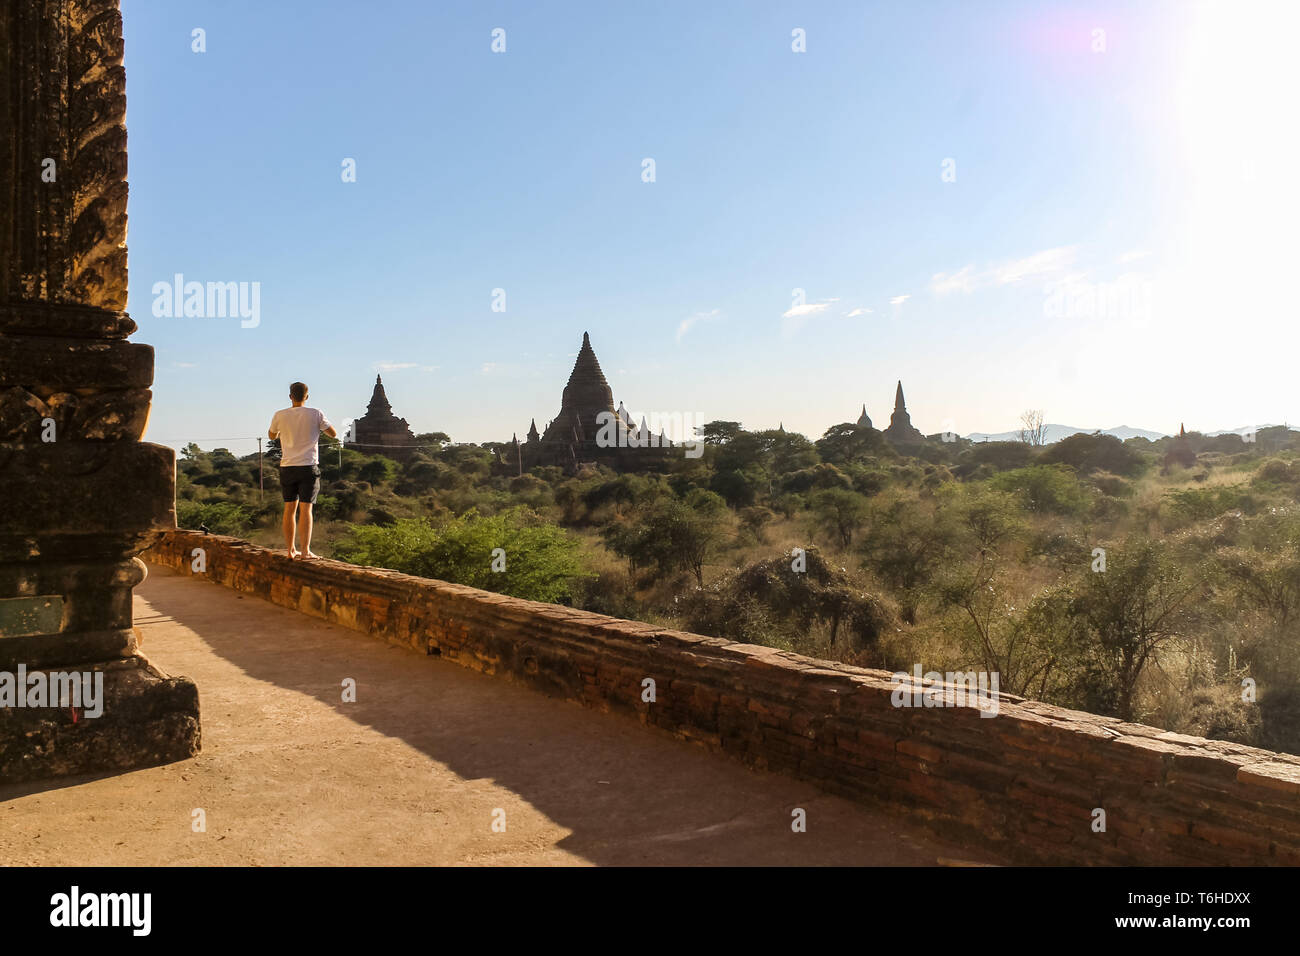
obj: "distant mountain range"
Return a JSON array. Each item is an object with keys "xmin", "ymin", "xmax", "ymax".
[
  {"xmin": 961, "ymin": 424, "xmax": 1289, "ymax": 444},
  {"xmin": 963, "ymin": 424, "xmax": 1168, "ymax": 444}
]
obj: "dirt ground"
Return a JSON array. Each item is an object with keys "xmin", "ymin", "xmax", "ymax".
[{"xmin": 0, "ymin": 565, "xmax": 998, "ymax": 866}]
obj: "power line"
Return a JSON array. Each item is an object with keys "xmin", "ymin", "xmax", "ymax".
[{"xmin": 157, "ymin": 437, "xmax": 455, "ymax": 449}]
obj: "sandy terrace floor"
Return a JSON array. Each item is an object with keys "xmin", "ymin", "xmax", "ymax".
[{"xmin": 0, "ymin": 565, "xmax": 998, "ymax": 866}]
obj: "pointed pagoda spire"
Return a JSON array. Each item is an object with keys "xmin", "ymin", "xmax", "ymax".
[
  {"xmin": 1179, "ymin": 423, "xmax": 1186, "ymax": 437},
  {"xmin": 565, "ymin": 331, "xmax": 611, "ymax": 391},
  {"xmin": 366, "ymin": 373, "xmax": 393, "ymax": 417},
  {"xmin": 542, "ymin": 331, "xmax": 617, "ymax": 452},
  {"xmin": 527, "ymin": 418, "xmax": 540, "ymax": 442},
  {"xmin": 884, "ymin": 379, "xmax": 925, "ymax": 444},
  {"xmin": 857, "ymin": 403, "xmax": 873, "ymax": 428}
]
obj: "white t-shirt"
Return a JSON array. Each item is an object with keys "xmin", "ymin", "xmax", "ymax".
[{"xmin": 270, "ymin": 406, "xmax": 333, "ymax": 466}]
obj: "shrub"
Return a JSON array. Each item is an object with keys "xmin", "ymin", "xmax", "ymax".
[
  {"xmin": 333, "ymin": 508, "xmax": 591, "ymax": 604},
  {"xmin": 679, "ymin": 549, "xmax": 896, "ymax": 652},
  {"xmin": 738, "ymin": 506, "xmax": 776, "ymax": 543},
  {"xmin": 1162, "ymin": 485, "xmax": 1259, "ymax": 527},
  {"xmin": 963, "ymin": 441, "xmax": 1032, "ymax": 472},
  {"xmin": 1091, "ymin": 471, "xmax": 1132, "ymax": 497},
  {"xmin": 1040, "ymin": 432, "xmax": 1148, "ymax": 477},
  {"xmin": 176, "ymin": 500, "xmax": 255, "ymax": 536},
  {"xmin": 780, "ymin": 463, "xmax": 852, "ymax": 494},
  {"xmin": 989, "ymin": 464, "xmax": 1090, "ymax": 516},
  {"xmin": 1255, "ymin": 458, "xmax": 1297, "ymax": 485}
]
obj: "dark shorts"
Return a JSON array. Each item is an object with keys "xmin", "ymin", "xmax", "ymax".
[{"xmin": 280, "ymin": 464, "xmax": 320, "ymax": 504}]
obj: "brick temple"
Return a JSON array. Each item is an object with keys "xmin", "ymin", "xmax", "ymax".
[
  {"xmin": 512, "ymin": 332, "xmax": 671, "ymax": 474},
  {"xmin": 347, "ymin": 374, "xmax": 416, "ymax": 460},
  {"xmin": 883, "ymin": 380, "xmax": 926, "ymax": 445}
]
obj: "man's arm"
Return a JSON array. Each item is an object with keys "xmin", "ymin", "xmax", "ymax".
[
  {"xmin": 319, "ymin": 410, "xmax": 337, "ymax": 441},
  {"xmin": 267, "ymin": 412, "xmax": 279, "ymax": 441}
]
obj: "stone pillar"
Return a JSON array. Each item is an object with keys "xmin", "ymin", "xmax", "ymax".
[{"xmin": 0, "ymin": 0, "xmax": 200, "ymax": 782}]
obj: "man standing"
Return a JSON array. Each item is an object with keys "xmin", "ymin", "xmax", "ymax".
[{"xmin": 268, "ymin": 382, "xmax": 337, "ymax": 559}]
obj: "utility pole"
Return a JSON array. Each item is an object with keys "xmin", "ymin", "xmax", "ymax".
[{"xmin": 257, "ymin": 436, "xmax": 263, "ymax": 503}]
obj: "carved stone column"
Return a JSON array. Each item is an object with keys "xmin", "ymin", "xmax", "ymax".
[{"xmin": 0, "ymin": 0, "xmax": 200, "ymax": 782}]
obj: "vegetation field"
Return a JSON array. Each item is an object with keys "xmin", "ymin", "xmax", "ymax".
[{"xmin": 175, "ymin": 422, "xmax": 1300, "ymax": 755}]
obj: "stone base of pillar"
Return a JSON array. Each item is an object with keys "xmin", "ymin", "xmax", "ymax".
[{"xmin": 0, "ymin": 655, "xmax": 199, "ymax": 784}]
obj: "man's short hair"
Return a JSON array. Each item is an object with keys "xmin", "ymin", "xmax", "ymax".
[{"xmin": 289, "ymin": 382, "xmax": 308, "ymax": 402}]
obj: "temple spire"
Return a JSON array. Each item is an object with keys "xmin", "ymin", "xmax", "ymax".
[
  {"xmin": 366, "ymin": 374, "xmax": 393, "ymax": 416},
  {"xmin": 884, "ymin": 379, "xmax": 925, "ymax": 444},
  {"xmin": 352, "ymin": 370, "xmax": 414, "ymax": 457}
]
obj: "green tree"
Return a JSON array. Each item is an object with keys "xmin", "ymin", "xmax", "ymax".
[
  {"xmin": 958, "ymin": 488, "xmax": 1025, "ymax": 551},
  {"xmin": 935, "ymin": 551, "xmax": 1065, "ymax": 698},
  {"xmin": 699, "ymin": 421, "xmax": 743, "ymax": 445},
  {"xmin": 781, "ymin": 462, "xmax": 852, "ymax": 494},
  {"xmin": 816, "ymin": 422, "xmax": 890, "ymax": 467},
  {"xmin": 1040, "ymin": 431, "xmax": 1148, "ymax": 477},
  {"xmin": 413, "ymin": 431, "xmax": 452, "ymax": 450},
  {"xmin": 858, "ymin": 494, "xmax": 958, "ymax": 621},
  {"xmin": 602, "ymin": 489, "xmax": 730, "ymax": 585},
  {"xmin": 358, "ymin": 457, "xmax": 397, "ymax": 485},
  {"xmin": 709, "ymin": 466, "xmax": 765, "ymax": 508},
  {"xmin": 1055, "ymin": 540, "xmax": 1204, "ymax": 721},
  {"xmin": 808, "ymin": 487, "xmax": 871, "ymax": 548},
  {"xmin": 759, "ymin": 429, "xmax": 819, "ymax": 475}
]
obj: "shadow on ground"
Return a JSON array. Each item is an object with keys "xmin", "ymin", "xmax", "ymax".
[{"xmin": 0, "ymin": 565, "xmax": 1001, "ymax": 866}]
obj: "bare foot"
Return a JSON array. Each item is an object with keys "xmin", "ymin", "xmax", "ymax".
[
  {"xmin": 289, "ymin": 549, "xmax": 301, "ymax": 560},
  {"xmin": 303, "ymin": 550, "xmax": 320, "ymax": 560}
]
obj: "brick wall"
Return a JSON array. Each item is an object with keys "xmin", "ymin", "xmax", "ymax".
[{"xmin": 148, "ymin": 530, "xmax": 1300, "ymax": 864}]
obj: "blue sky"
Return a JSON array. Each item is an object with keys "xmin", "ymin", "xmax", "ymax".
[{"xmin": 119, "ymin": 0, "xmax": 1300, "ymax": 456}]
